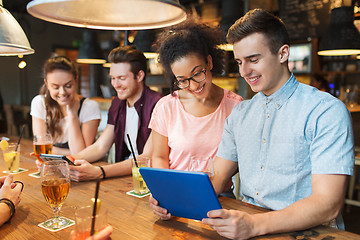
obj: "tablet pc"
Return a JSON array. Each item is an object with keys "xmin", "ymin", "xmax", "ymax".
[{"xmin": 139, "ymin": 167, "xmax": 222, "ymax": 220}]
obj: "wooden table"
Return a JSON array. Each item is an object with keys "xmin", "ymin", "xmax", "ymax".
[{"xmin": 1, "ymin": 137, "xmax": 360, "ymax": 240}]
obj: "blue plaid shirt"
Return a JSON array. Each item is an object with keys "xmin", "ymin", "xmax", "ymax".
[{"xmin": 217, "ymin": 74, "xmax": 354, "ymax": 228}]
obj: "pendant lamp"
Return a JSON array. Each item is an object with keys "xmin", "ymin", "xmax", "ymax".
[
  {"xmin": 26, "ymin": 0, "xmax": 187, "ymax": 30},
  {"xmin": 0, "ymin": 0, "xmax": 34, "ymax": 56},
  {"xmin": 318, "ymin": 7, "xmax": 360, "ymax": 56},
  {"xmin": 76, "ymin": 30, "xmax": 106, "ymax": 64}
]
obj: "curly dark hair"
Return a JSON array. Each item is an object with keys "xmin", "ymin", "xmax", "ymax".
[{"xmin": 154, "ymin": 19, "xmax": 225, "ymax": 94}]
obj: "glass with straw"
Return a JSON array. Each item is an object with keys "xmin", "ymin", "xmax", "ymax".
[
  {"xmin": 127, "ymin": 134, "xmax": 150, "ymax": 195},
  {"xmin": 3, "ymin": 143, "xmax": 20, "ymax": 173},
  {"xmin": 2, "ymin": 124, "xmax": 25, "ymax": 173},
  {"xmin": 74, "ymin": 181, "xmax": 108, "ymax": 239},
  {"xmin": 41, "ymin": 160, "xmax": 70, "ymax": 230}
]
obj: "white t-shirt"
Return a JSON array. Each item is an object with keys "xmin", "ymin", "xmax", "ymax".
[
  {"xmin": 124, "ymin": 104, "xmax": 139, "ymax": 157},
  {"xmin": 30, "ymin": 95, "xmax": 101, "ymax": 143}
]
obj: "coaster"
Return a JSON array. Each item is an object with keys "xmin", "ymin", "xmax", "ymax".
[
  {"xmin": 38, "ymin": 216, "xmax": 75, "ymax": 232},
  {"xmin": 28, "ymin": 172, "xmax": 41, "ymax": 178},
  {"xmin": 2, "ymin": 168, "xmax": 28, "ymax": 174},
  {"xmin": 126, "ymin": 190, "xmax": 150, "ymax": 198}
]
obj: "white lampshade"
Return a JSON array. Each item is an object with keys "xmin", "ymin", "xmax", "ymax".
[
  {"xmin": 0, "ymin": 0, "xmax": 34, "ymax": 56},
  {"xmin": 27, "ymin": 0, "xmax": 187, "ymax": 30}
]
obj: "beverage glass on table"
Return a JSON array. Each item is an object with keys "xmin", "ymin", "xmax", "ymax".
[
  {"xmin": 74, "ymin": 205, "xmax": 108, "ymax": 240},
  {"xmin": 41, "ymin": 160, "xmax": 70, "ymax": 229},
  {"xmin": 131, "ymin": 157, "xmax": 150, "ymax": 194},
  {"xmin": 2, "ymin": 143, "xmax": 20, "ymax": 173},
  {"xmin": 33, "ymin": 133, "xmax": 53, "ymax": 162},
  {"xmin": 188, "ymin": 156, "xmax": 214, "ymax": 180}
]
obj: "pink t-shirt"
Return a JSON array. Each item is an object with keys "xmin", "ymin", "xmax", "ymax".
[{"xmin": 149, "ymin": 89, "xmax": 243, "ymax": 170}]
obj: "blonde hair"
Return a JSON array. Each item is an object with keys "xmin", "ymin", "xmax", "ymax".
[{"xmin": 40, "ymin": 56, "xmax": 78, "ymax": 140}]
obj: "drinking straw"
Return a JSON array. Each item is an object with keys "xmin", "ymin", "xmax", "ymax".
[
  {"xmin": 10, "ymin": 124, "xmax": 25, "ymax": 170},
  {"xmin": 126, "ymin": 134, "xmax": 138, "ymax": 168},
  {"xmin": 90, "ymin": 180, "xmax": 100, "ymax": 236},
  {"xmin": 15, "ymin": 124, "xmax": 25, "ymax": 151}
]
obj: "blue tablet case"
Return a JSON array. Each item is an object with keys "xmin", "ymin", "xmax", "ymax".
[{"xmin": 139, "ymin": 167, "xmax": 222, "ymax": 220}]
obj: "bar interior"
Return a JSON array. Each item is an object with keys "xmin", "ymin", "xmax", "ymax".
[{"xmin": 0, "ymin": 0, "xmax": 360, "ymax": 239}]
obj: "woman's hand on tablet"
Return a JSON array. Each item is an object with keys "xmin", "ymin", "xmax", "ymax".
[{"xmin": 149, "ymin": 194, "xmax": 171, "ymax": 220}]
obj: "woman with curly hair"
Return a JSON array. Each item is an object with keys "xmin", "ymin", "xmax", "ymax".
[
  {"xmin": 149, "ymin": 19, "xmax": 242, "ymax": 200},
  {"xmin": 31, "ymin": 56, "xmax": 101, "ymax": 155}
]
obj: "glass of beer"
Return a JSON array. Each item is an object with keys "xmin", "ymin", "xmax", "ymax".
[
  {"xmin": 131, "ymin": 157, "xmax": 150, "ymax": 195},
  {"xmin": 188, "ymin": 156, "xmax": 214, "ymax": 180},
  {"xmin": 41, "ymin": 160, "xmax": 70, "ymax": 230},
  {"xmin": 2, "ymin": 143, "xmax": 20, "ymax": 173},
  {"xmin": 33, "ymin": 133, "xmax": 53, "ymax": 162}
]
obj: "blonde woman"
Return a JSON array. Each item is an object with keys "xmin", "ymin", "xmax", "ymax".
[{"xmin": 31, "ymin": 56, "xmax": 101, "ymax": 155}]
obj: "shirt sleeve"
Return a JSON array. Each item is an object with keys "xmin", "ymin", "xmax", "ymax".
[
  {"xmin": 216, "ymin": 105, "xmax": 240, "ymax": 162},
  {"xmin": 30, "ymin": 95, "xmax": 46, "ymax": 120},
  {"xmin": 149, "ymin": 96, "xmax": 170, "ymax": 137},
  {"xmin": 79, "ymin": 98, "xmax": 101, "ymax": 123},
  {"xmin": 310, "ymin": 99, "xmax": 354, "ymax": 175}
]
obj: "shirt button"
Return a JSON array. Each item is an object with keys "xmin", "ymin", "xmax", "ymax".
[
  {"xmin": 276, "ymin": 104, "xmax": 280, "ymax": 108},
  {"xmin": 256, "ymin": 192, "xmax": 259, "ymax": 195},
  {"xmin": 263, "ymin": 139, "xmax": 266, "ymax": 143},
  {"xmin": 260, "ymin": 166, "xmax": 264, "ymax": 170},
  {"xmin": 266, "ymin": 114, "xmax": 270, "ymax": 118}
]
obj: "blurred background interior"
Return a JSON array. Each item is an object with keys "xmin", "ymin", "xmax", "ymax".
[{"xmin": 0, "ymin": 0, "xmax": 360, "ymax": 233}]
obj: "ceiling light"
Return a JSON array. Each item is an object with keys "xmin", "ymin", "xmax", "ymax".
[
  {"xmin": 218, "ymin": 44, "xmax": 233, "ymax": 51},
  {"xmin": 103, "ymin": 62, "xmax": 111, "ymax": 68},
  {"xmin": 18, "ymin": 60, "xmax": 27, "ymax": 69},
  {"xmin": 76, "ymin": 31, "xmax": 106, "ymax": 64},
  {"xmin": 318, "ymin": 7, "xmax": 360, "ymax": 56},
  {"xmin": 0, "ymin": 0, "xmax": 34, "ymax": 56},
  {"xmin": 27, "ymin": 0, "xmax": 187, "ymax": 30}
]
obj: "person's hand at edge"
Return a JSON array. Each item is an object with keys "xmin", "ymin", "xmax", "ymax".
[
  {"xmin": 0, "ymin": 175, "xmax": 22, "ymax": 208},
  {"xmin": 69, "ymin": 225, "xmax": 113, "ymax": 240}
]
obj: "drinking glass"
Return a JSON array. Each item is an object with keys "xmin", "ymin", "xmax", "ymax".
[
  {"xmin": 131, "ymin": 157, "xmax": 150, "ymax": 194},
  {"xmin": 33, "ymin": 133, "xmax": 53, "ymax": 162},
  {"xmin": 74, "ymin": 205, "xmax": 108, "ymax": 239},
  {"xmin": 2, "ymin": 143, "xmax": 20, "ymax": 173},
  {"xmin": 188, "ymin": 156, "xmax": 214, "ymax": 180},
  {"xmin": 41, "ymin": 160, "xmax": 70, "ymax": 230}
]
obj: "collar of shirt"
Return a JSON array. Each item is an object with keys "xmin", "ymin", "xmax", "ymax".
[{"xmin": 257, "ymin": 73, "xmax": 298, "ymax": 110}]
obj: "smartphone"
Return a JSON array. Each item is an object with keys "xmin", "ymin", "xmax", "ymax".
[{"xmin": 39, "ymin": 154, "xmax": 75, "ymax": 165}]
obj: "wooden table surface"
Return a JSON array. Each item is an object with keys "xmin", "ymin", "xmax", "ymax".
[{"xmin": 1, "ymin": 137, "xmax": 360, "ymax": 240}]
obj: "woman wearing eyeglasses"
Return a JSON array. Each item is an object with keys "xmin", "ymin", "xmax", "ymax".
[{"xmin": 149, "ymin": 20, "xmax": 243, "ymax": 181}]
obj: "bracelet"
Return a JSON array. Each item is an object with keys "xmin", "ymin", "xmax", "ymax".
[
  {"xmin": 13, "ymin": 181, "xmax": 24, "ymax": 192},
  {"xmin": 0, "ymin": 198, "xmax": 15, "ymax": 223},
  {"xmin": 98, "ymin": 166, "xmax": 106, "ymax": 179}
]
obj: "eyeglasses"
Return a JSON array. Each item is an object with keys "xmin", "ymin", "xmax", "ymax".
[{"xmin": 174, "ymin": 69, "xmax": 207, "ymax": 89}]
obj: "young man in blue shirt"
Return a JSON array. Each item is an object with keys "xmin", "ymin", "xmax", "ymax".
[
  {"xmin": 150, "ymin": 9, "xmax": 354, "ymax": 239},
  {"xmin": 203, "ymin": 9, "xmax": 354, "ymax": 239}
]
